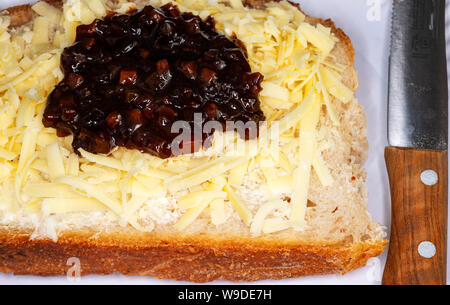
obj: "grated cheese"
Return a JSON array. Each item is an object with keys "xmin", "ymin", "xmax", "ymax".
[
  {"xmin": 224, "ymin": 183, "xmax": 252, "ymax": 225},
  {"xmin": 251, "ymin": 199, "xmax": 285, "ymax": 236},
  {"xmin": 66, "ymin": 153, "xmax": 80, "ymax": 176},
  {"xmin": 210, "ymin": 198, "xmax": 227, "ymax": 226},
  {"xmin": 78, "ymin": 148, "xmax": 125, "ymax": 171},
  {"xmin": 0, "ymin": 0, "xmax": 349, "ymax": 236},
  {"xmin": 319, "ymin": 66, "xmax": 353, "ymax": 104},
  {"xmin": 56, "ymin": 176, "xmax": 122, "ymax": 215},
  {"xmin": 46, "ymin": 142, "xmax": 65, "ymax": 181},
  {"xmin": 166, "ymin": 156, "xmax": 247, "ymax": 192},
  {"xmin": 290, "ymin": 93, "xmax": 321, "ymax": 228},
  {"xmin": 228, "ymin": 161, "xmax": 248, "ymax": 186},
  {"xmin": 32, "ymin": 1, "xmax": 62, "ymax": 24},
  {"xmin": 0, "ymin": 147, "xmax": 17, "ymax": 161},
  {"xmin": 31, "ymin": 17, "xmax": 50, "ymax": 46},
  {"xmin": 262, "ymin": 217, "xmax": 290, "ymax": 234},
  {"xmin": 312, "ymin": 149, "xmax": 333, "ymax": 187},
  {"xmin": 265, "ymin": 175, "xmax": 292, "ymax": 196},
  {"xmin": 298, "ymin": 22, "xmax": 335, "ymax": 57},
  {"xmin": 17, "ymin": 127, "xmax": 39, "ymax": 173},
  {"xmin": 177, "ymin": 190, "xmax": 227, "ymax": 209},
  {"xmin": 174, "ymin": 200, "xmax": 209, "ymax": 231},
  {"xmin": 42, "ymin": 197, "xmax": 107, "ymax": 215},
  {"xmin": 23, "ymin": 183, "xmax": 80, "ymax": 198}
]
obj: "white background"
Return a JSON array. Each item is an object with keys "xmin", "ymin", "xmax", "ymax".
[{"xmin": 0, "ymin": 0, "xmax": 448, "ymax": 285}]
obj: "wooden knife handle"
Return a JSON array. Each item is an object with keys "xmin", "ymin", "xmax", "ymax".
[{"xmin": 382, "ymin": 146, "xmax": 448, "ymax": 285}]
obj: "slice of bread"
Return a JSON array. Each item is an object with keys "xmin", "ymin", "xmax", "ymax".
[{"xmin": 0, "ymin": 0, "xmax": 387, "ymax": 282}]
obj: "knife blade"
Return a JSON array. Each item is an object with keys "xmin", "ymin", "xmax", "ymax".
[
  {"xmin": 383, "ymin": 0, "xmax": 448, "ymax": 285},
  {"xmin": 388, "ymin": 0, "xmax": 448, "ymax": 149}
]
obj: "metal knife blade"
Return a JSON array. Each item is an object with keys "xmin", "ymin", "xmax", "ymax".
[{"xmin": 388, "ymin": 0, "xmax": 448, "ymax": 150}]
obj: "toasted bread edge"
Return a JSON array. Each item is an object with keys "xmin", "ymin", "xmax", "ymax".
[
  {"xmin": 0, "ymin": 0, "xmax": 387, "ymax": 282},
  {"xmin": 0, "ymin": 228, "xmax": 386, "ymax": 282}
]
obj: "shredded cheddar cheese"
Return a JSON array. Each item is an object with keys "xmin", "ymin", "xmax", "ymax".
[{"xmin": 0, "ymin": 0, "xmax": 352, "ymax": 237}]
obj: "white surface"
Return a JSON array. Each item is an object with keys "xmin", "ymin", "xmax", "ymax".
[{"xmin": 0, "ymin": 0, "xmax": 448, "ymax": 285}]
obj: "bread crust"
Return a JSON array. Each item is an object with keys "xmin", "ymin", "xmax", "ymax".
[
  {"xmin": 0, "ymin": 0, "xmax": 387, "ymax": 282},
  {"xmin": 0, "ymin": 228, "xmax": 386, "ymax": 282},
  {"xmin": 1, "ymin": 0, "xmax": 61, "ymax": 27}
]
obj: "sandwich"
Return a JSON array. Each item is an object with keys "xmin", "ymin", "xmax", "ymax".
[{"xmin": 0, "ymin": 0, "xmax": 387, "ymax": 282}]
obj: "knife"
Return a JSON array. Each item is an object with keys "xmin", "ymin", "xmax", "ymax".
[{"xmin": 383, "ymin": 0, "xmax": 448, "ymax": 285}]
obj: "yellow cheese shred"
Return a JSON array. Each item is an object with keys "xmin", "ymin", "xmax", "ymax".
[
  {"xmin": 42, "ymin": 197, "xmax": 107, "ymax": 215},
  {"xmin": 32, "ymin": 1, "xmax": 62, "ymax": 24},
  {"xmin": 166, "ymin": 157, "xmax": 247, "ymax": 192},
  {"xmin": 174, "ymin": 200, "xmax": 210, "ymax": 231},
  {"xmin": 290, "ymin": 93, "xmax": 321, "ymax": 228},
  {"xmin": 251, "ymin": 200, "xmax": 285, "ymax": 236},
  {"xmin": 31, "ymin": 16, "xmax": 50, "ymax": 45},
  {"xmin": 210, "ymin": 198, "xmax": 227, "ymax": 226},
  {"xmin": 263, "ymin": 217, "xmax": 290, "ymax": 234},
  {"xmin": 298, "ymin": 22, "xmax": 336, "ymax": 57},
  {"xmin": 46, "ymin": 142, "xmax": 66, "ymax": 181},
  {"xmin": 0, "ymin": 147, "xmax": 17, "ymax": 161},
  {"xmin": 56, "ymin": 176, "xmax": 122, "ymax": 215},
  {"xmin": 23, "ymin": 183, "xmax": 80, "ymax": 198},
  {"xmin": 312, "ymin": 149, "xmax": 333, "ymax": 187},
  {"xmin": 224, "ymin": 183, "xmax": 252, "ymax": 225},
  {"xmin": 177, "ymin": 190, "xmax": 227, "ymax": 209},
  {"xmin": 320, "ymin": 66, "xmax": 353, "ymax": 104},
  {"xmin": 78, "ymin": 148, "xmax": 125, "ymax": 171}
]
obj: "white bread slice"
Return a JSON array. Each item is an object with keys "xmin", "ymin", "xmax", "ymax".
[{"xmin": 0, "ymin": 0, "xmax": 387, "ymax": 282}]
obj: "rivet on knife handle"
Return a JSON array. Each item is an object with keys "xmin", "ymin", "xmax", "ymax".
[{"xmin": 382, "ymin": 147, "xmax": 448, "ymax": 285}]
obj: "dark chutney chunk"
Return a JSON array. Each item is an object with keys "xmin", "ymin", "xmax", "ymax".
[{"xmin": 43, "ymin": 4, "xmax": 265, "ymax": 159}]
